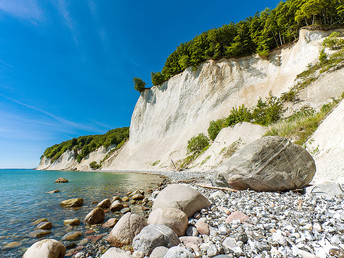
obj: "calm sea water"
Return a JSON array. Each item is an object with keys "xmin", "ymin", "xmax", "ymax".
[{"xmin": 0, "ymin": 169, "xmax": 164, "ymax": 257}]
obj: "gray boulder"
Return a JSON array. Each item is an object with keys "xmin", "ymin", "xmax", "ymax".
[
  {"xmin": 132, "ymin": 224, "xmax": 180, "ymax": 256},
  {"xmin": 84, "ymin": 207, "xmax": 105, "ymax": 225},
  {"xmin": 164, "ymin": 246, "xmax": 195, "ymax": 258},
  {"xmin": 23, "ymin": 239, "xmax": 66, "ymax": 258},
  {"xmin": 148, "ymin": 208, "xmax": 188, "ymax": 236},
  {"xmin": 107, "ymin": 212, "xmax": 147, "ymax": 247},
  {"xmin": 100, "ymin": 247, "xmax": 134, "ymax": 258},
  {"xmin": 216, "ymin": 136, "xmax": 316, "ymax": 191},
  {"xmin": 152, "ymin": 184, "xmax": 210, "ymax": 217}
]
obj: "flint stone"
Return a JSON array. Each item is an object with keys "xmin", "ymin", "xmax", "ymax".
[
  {"xmin": 216, "ymin": 136, "xmax": 316, "ymax": 191},
  {"xmin": 150, "ymin": 246, "xmax": 169, "ymax": 258},
  {"xmin": 102, "ymin": 218, "xmax": 118, "ymax": 228},
  {"xmin": 100, "ymin": 247, "xmax": 134, "ymax": 258},
  {"xmin": 29, "ymin": 229, "xmax": 52, "ymax": 238},
  {"xmin": 186, "ymin": 226, "xmax": 199, "ymax": 236},
  {"xmin": 60, "ymin": 198, "xmax": 84, "ymax": 207},
  {"xmin": 85, "ymin": 207, "xmax": 105, "ymax": 225},
  {"xmin": 110, "ymin": 200, "xmax": 124, "ymax": 212},
  {"xmin": 152, "ymin": 184, "xmax": 210, "ymax": 217},
  {"xmin": 64, "ymin": 218, "xmax": 80, "ymax": 226},
  {"xmin": 36, "ymin": 221, "xmax": 53, "ymax": 230},
  {"xmin": 132, "ymin": 224, "xmax": 180, "ymax": 256},
  {"xmin": 55, "ymin": 177, "xmax": 68, "ymax": 183},
  {"xmin": 107, "ymin": 212, "xmax": 147, "ymax": 247},
  {"xmin": 148, "ymin": 208, "xmax": 188, "ymax": 236},
  {"xmin": 164, "ymin": 246, "xmax": 195, "ymax": 258},
  {"xmin": 23, "ymin": 239, "xmax": 66, "ymax": 258},
  {"xmin": 97, "ymin": 198, "xmax": 111, "ymax": 209}
]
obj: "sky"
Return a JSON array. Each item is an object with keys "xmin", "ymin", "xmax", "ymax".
[{"xmin": 0, "ymin": 0, "xmax": 281, "ymax": 168}]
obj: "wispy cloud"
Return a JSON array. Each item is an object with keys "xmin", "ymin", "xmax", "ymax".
[
  {"xmin": 0, "ymin": 0, "xmax": 43, "ymax": 22},
  {"xmin": 0, "ymin": 93, "xmax": 103, "ymax": 133}
]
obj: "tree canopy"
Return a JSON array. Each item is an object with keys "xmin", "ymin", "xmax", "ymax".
[{"xmin": 150, "ymin": 0, "xmax": 343, "ymax": 86}]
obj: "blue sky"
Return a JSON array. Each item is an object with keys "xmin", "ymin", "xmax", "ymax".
[{"xmin": 0, "ymin": 0, "xmax": 280, "ymax": 168}]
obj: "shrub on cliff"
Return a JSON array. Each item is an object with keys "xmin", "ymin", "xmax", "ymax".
[
  {"xmin": 133, "ymin": 77, "xmax": 146, "ymax": 93},
  {"xmin": 187, "ymin": 133, "xmax": 210, "ymax": 154}
]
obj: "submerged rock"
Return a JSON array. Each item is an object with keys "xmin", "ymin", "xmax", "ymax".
[
  {"xmin": 55, "ymin": 177, "xmax": 69, "ymax": 183},
  {"xmin": 64, "ymin": 218, "xmax": 80, "ymax": 226},
  {"xmin": 60, "ymin": 198, "xmax": 84, "ymax": 208},
  {"xmin": 36, "ymin": 221, "xmax": 53, "ymax": 230},
  {"xmin": 23, "ymin": 239, "xmax": 66, "ymax": 258},
  {"xmin": 29, "ymin": 229, "xmax": 52, "ymax": 238},
  {"xmin": 62, "ymin": 231, "xmax": 83, "ymax": 241},
  {"xmin": 33, "ymin": 218, "xmax": 48, "ymax": 225},
  {"xmin": 216, "ymin": 136, "xmax": 316, "ymax": 191}
]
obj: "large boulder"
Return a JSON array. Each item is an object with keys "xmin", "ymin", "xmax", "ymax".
[
  {"xmin": 55, "ymin": 177, "xmax": 68, "ymax": 183},
  {"xmin": 148, "ymin": 208, "xmax": 188, "ymax": 236},
  {"xmin": 107, "ymin": 212, "xmax": 147, "ymax": 247},
  {"xmin": 152, "ymin": 184, "xmax": 210, "ymax": 217},
  {"xmin": 216, "ymin": 136, "xmax": 316, "ymax": 191},
  {"xmin": 132, "ymin": 224, "xmax": 180, "ymax": 256},
  {"xmin": 23, "ymin": 239, "xmax": 66, "ymax": 258},
  {"xmin": 84, "ymin": 207, "xmax": 105, "ymax": 225},
  {"xmin": 60, "ymin": 198, "xmax": 84, "ymax": 207}
]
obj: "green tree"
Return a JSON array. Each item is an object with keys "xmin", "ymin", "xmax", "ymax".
[
  {"xmin": 151, "ymin": 72, "xmax": 165, "ymax": 86},
  {"xmin": 208, "ymin": 119, "xmax": 226, "ymax": 141},
  {"xmin": 133, "ymin": 77, "xmax": 146, "ymax": 93},
  {"xmin": 187, "ymin": 133, "xmax": 210, "ymax": 154}
]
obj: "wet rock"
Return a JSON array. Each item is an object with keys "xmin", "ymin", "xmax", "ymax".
[
  {"xmin": 102, "ymin": 218, "xmax": 118, "ymax": 228},
  {"xmin": 195, "ymin": 218, "xmax": 209, "ymax": 235},
  {"xmin": 132, "ymin": 193, "xmax": 144, "ymax": 200},
  {"xmin": 64, "ymin": 218, "xmax": 80, "ymax": 226},
  {"xmin": 29, "ymin": 229, "xmax": 52, "ymax": 238},
  {"xmin": 33, "ymin": 218, "xmax": 48, "ymax": 225},
  {"xmin": 60, "ymin": 198, "xmax": 84, "ymax": 208},
  {"xmin": 63, "ymin": 241, "xmax": 77, "ymax": 249},
  {"xmin": 112, "ymin": 196, "xmax": 122, "ymax": 202},
  {"xmin": 62, "ymin": 231, "xmax": 83, "ymax": 241},
  {"xmin": 46, "ymin": 190, "xmax": 60, "ymax": 194},
  {"xmin": 152, "ymin": 184, "xmax": 210, "ymax": 217},
  {"xmin": 122, "ymin": 196, "xmax": 130, "ymax": 202},
  {"xmin": 225, "ymin": 211, "xmax": 249, "ymax": 223},
  {"xmin": 23, "ymin": 239, "xmax": 66, "ymax": 258},
  {"xmin": 97, "ymin": 198, "xmax": 111, "ymax": 209},
  {"xmin": 148, "ymin": 208, "xmax": 188, "ymax": 236},
  {"xmin": 164, "ymin": 246, "xmax": 195, "ymax": 258},
  {"xmin": 150, "ymin": 246, "xmax": 169, "ymax": 258},
  {"xmin": 3, "ymin": 241, "xmax": 21, "ymax": 249},
  {"xmin": 132, "ymin": 224, "xmax": 180, "ymax": 256},
  {"xmin": 216, "ymin": 136, "xmax": 316, "ymax": 191},
  {"xmin": 84, "ymin": 207, "xmax": 105, "ymax": 225},
  {"xmin": 121, "ymin": 207, "xmax": 131, "ymax": 214},
  {"xmin": 55, "ymin": 177, "xmax": 69, "ymax": 183},
  {"xmin": 110, "ymin": 200, "xmax": 124, "ymax": 212},
  {"xmin": 129, "ymin": 200, "xmax": 136, "ymax": 205},
  {"xmin": 36, "ymin": 221, "xmax": 53, "ymax": 230},
  {"xmin": 100, "ymin": 247, "xmax": 134, "ymax": 258},
  {"xmin": 107, "ymin": 212, "xmax": 147, "ymax": 247}
]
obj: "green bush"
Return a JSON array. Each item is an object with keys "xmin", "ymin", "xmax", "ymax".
[
  {"xmin": 187, "ymin": 133, "xmax": 210, "ymax": 154},
  {"xmin": 319, "ymin": 49, "xmax": 327, "ymax": 63},
  {"xmin": 151, "ymin": 72, "xmax": 165, "ymax": 86},
  {"xmin": 133, "ymin": 77, "xmax": 146, "ymax": 93},
  {"xmin": 225, "ymin": 104, "xmax": 252, "ymax": 127},
  {"xmin": 208, "ymin": 119, "xmax": 225, "ymax": 141},
  {"xmin": 252, "ymin": 93, "xmax": 283, "ymax": 125},
  {"xmin": 90, "ymin": 161, "xmax": 101, "ymax": 170}
]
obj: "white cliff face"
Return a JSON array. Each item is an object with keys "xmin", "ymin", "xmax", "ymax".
[{"xmin": 102, "ymin": 29, "xmax": 334, "ymax": 171}]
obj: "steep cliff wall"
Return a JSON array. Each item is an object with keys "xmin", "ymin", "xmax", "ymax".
[{"xmin": 101, "ymin": 29, "xmax": 337, "ymax": 171}]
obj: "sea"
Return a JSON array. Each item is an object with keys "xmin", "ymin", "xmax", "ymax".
[{"xmin": 0, "ymin": 169, "xmax": 164, "ymax": 257}]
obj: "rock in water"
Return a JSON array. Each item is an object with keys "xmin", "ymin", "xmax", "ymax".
[
  {"xmin": 107, "ymin": 212, "xmax": 147, "ymax": 247},
  {"xmin": 84, "ymin": 207, "xmax": 105, "ymax": 225},
  {"xmin": 132, "ymin": 224, "xmax": 180, "ymax": 256},
  {"xmin": 97, "ymin": 198, "xmax": 111, "ymax": 209},
  {"xmin": 55, "ymin": 177, "xmax": 68, "ymax": 183},
  {"xmin": 60, "ymin": 198, "xmax": 84, "ymax": 207},
  {"xmin": 148, "ymin": 208, "xmax": 188, "ymax": 236},
  {"xmin": 23, "ymin": 239, "xmax": 66, "ymax": 258},
  {"xmin": 216, "ymin": 136, "xmax": 316, "ymax": 191},
  {"xmin": 152, "ymin": 184, "xmax": 210, "ymax": 217}
]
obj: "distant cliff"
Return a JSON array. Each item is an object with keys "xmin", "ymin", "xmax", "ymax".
[{"xmin": 38, "ymin": 28, "xmax": 344, "ymax": 173}]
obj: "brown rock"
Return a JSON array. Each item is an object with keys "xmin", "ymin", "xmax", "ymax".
[
  {"xmin": 111, "ymin": 196, "xmax": 122, "ymax": 202},
  {"xmin": 29, "ymin": 229, "xmax": 52, "ymax": 238},
  {"xmin": 36, "ymin": 221, "xmax": 53, "ymax": 230},
  {"xmin": 46, "ymin": 190, "xmax": 60, "ymax": 194},
  {"xmin": 110, "ymin": 200, "xmax": 124, "ymax": 212},
  {"xmin": 55, "ymin": 177, "xmax": 69, "ymax": 183},
  {"xmin": 148, "ymin": 208, "xmax": 188, "ymax": 236},
  {"xmin": 60, "ymin": 198, "xmax": 84, "ymax": 208},
  {"xmin": 64, "ymin": 218, "xmax": 80, "ymax": 226},
  {"xmin": 195, "ymin": 218, "xmax": 209, "ymax": 235},
  {"xmin": 62, "ymin": 231, "xmax": 83, "ymax": 241},
  {"xmin": 132, "ymin": 193, "xmax": 144, "ymax": 200},
  {"xmin": 33, "ymin": 218, "xmax": 48, "ymax": 225},
  {"xmin": 122, "ymin": 196, "xmax": 130, "ymax": 202},
  {"xmin": 107, "ymin": 212, "xmax": 147, "ymax": 247},
  {"xmin": 102, "ymin": 218, "xmax": 119, "ymax": 228},
  {"xmin": 225, "ymin": 211, "xmax": 249, "ymax": 223},
  {"xmin": 85, "ymin": 207, "xmax": 105, "ymax": 225},
  {"xmin": 23, "ymin": 239, "xmax": 66, "ymax": 258},
  {"xmin": 3, "ymin": 242, "xmax": 21, "ymax": 249},
  {"xmin": 97, "ymin": 198, "xmax": 111, "ymax": 209}
]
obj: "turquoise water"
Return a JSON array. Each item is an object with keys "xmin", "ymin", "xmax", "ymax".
[{"xmin": 0, "ymin": 169, "xmax": 163, "ymax": 257}]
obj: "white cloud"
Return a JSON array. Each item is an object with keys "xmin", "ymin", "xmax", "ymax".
[{"xmin": 0, "ymin": 0, "xmax": 43, "ymax": 22}]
